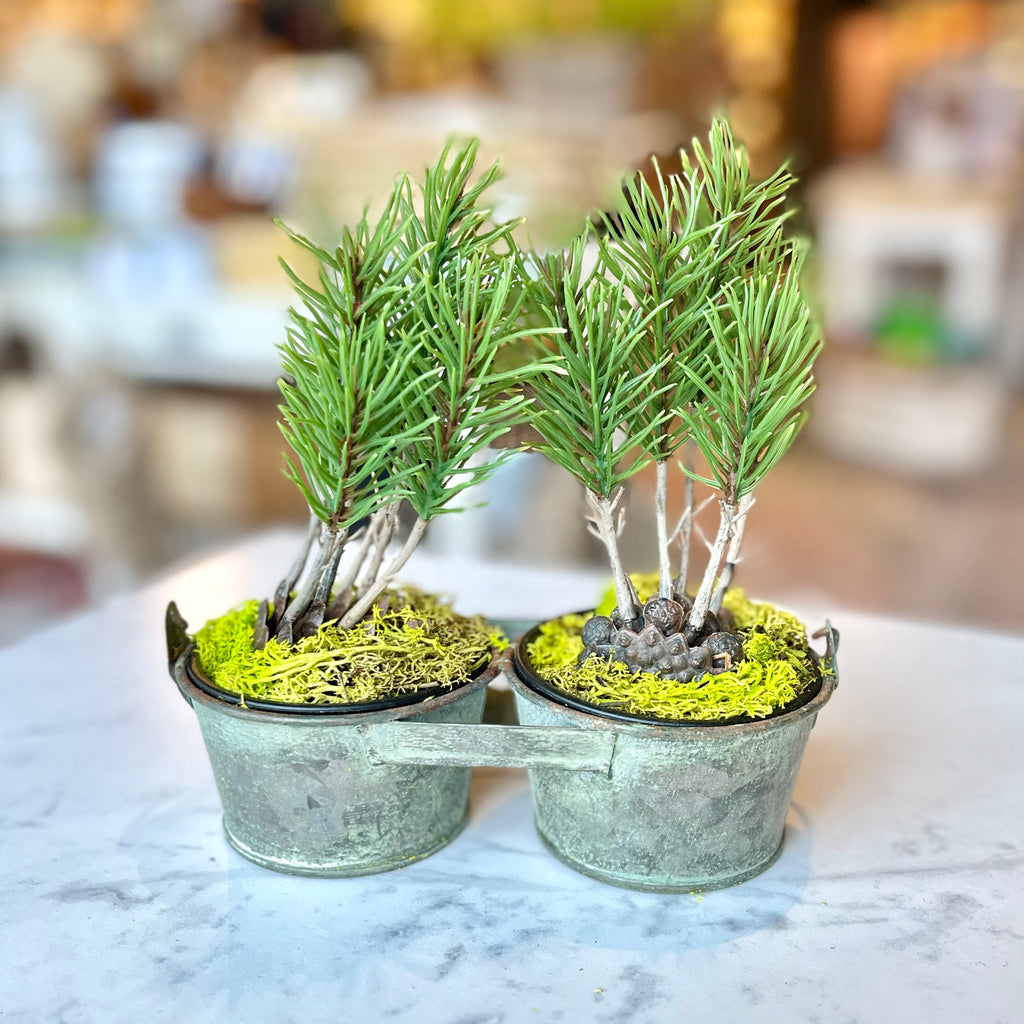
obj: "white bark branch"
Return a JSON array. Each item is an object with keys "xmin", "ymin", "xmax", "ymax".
[
  {"xmin": 688, "ymin": 499, "xmax": 736, "ymax": 632},
  {"xmin": 586, "ymin": 487, "xmax": 640, "ymax": 625},
  {"xmin": 335, "ymin": 510, "xmax": 386, "ymax": 594},
  {"xmin": 712, "ymin": 493, "xmax": 754, "ymax": 612},
  {"xmin": 671, "ymin": 468, "xmax": 695, "ymax": 602},
  {"xmin": 270, "ymin": 513, "xmax": 319, "ymax": 628},
  {"xmin": 325, "ymin": 506, "xmax": 392, "ymax": 620},
  {"xmin": 295, "ymin": 533, "xmax": 347, "ymax": 635},
  {"xmin": 337, "ymin": 517, "xmax": 429, "ymax": 631},
  {"xmin": 655, "ymin": 460, "xmax": 672, "ymax": 599},
  {"xmin": 359, "ymin": 502, "xmax": 400, "ymax": 588},
  {"xmin": 276, "ymin": 527, "xmax": 346, "ymax": 642}
]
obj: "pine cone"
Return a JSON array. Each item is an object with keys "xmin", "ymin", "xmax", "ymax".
[{"xmin": 578, "ymin": 597, "xmax": 745, "ymax": 683}]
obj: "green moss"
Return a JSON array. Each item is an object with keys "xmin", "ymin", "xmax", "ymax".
[
  {"xmin": 721, "ymin": 588, "xmax": 813, "ymax": 684},
  {"xmin": 193, "ymin": 588, "xmax": 506, "ymax": 706},
  {"xmin": 529, "ymin": 586, "xmax": 816, "ymax": 723}
]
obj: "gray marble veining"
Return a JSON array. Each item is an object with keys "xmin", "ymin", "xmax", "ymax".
[{"xmin": 2, "ymin": 531, "xmax": 1022, "ymax": 1023}]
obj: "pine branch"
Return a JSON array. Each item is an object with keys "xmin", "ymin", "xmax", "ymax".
[
  {"xmin": 524, "ymin": 231, "xmax": 678, "ymax": 619},
  {"xmin": 595, "ymin": 159, "xmax": 727, "ymax": 464},
  {"xmin": 398, "ymin": 251, "xmax": 543, "ymax": 521},
  {"xmin": 683, "ymin": 116, "xmax": 797, "ymax": 284},
  {"xmin": 525, "ymin": 231, "xmax": 676, "ymax": 501},
  {"xmin": 272, "ymin": 138, "xmax": 539, "ymax": 636},
  {"xmin": 594, "ymin": 157, "xmax": 726, "ymax": 597},
  {"xmin": 680, "ymin": 245, "xmax": 820, "ymax": 504},
  {"xmin": 680, "ymin": 245, "xmax": 820, "ymax": 630}
]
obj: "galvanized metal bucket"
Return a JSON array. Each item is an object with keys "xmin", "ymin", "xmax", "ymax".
[
  {"xmin": 165, "ymin": 602, "xmax": 837, "ymax": 889},
  {"xmin": 170, "ymin": 644, "xmax": 495, "ymax": 877},
  {"xmin": 505, "ymin": 622, "xmax": 839, "ymax": 892}
]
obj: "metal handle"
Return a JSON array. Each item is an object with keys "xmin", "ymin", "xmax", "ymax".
[
  {"xmin": 360, "ymin": 722, "xmax": 616, "ymax": 774},
  {"xmin": 811, "ymin": 620, "xmax": 840, "ymax": 688},
  {"xmin": 166, "ymin": 602, "xmax": 191, "ymax": 674}
]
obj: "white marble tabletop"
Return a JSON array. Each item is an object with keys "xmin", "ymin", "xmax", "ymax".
[{"xmin": 3, "ymin": 531, "xmax": 1022, "ymax": 1024}]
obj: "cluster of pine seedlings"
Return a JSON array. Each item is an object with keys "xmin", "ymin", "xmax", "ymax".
[
  {"xmin": 523, "ymin": 118, "xmax": 821, "ymax": 640},
  {"xmin": 254, "ymin": 140, "xmax": 542, "ymax": 649},
  {"xmin": 221, "ymin": 120, "xmax": 821, "ymax": 709}
]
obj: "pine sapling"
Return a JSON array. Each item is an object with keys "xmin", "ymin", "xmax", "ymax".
[
  {"xmin": 524, "ymin": 231, "xmax": 675, "ymax": 628},
  {"xmin": 681, "ymin": 242, "xmax": 821, "ymax": 633},
  {"xmin": 523, "ymin": 117, "xmax": 822, "ymax": 691},
  {"xmin": 265, "ymin": 139, "xmax": 537, "ymax": 644}
]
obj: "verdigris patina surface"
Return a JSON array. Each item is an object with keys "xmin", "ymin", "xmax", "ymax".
[{"xmin": 508, "ymin": 625, "xmax": 838, "ymax": 892}]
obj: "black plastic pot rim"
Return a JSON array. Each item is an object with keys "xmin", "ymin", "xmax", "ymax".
[
  {"xmin": 179, "ymin": 642, "xmax": 497, "ymax": 719},
  {"xmin": 511, "ymin": 617, "xmax": 830, "ymax": 731}
]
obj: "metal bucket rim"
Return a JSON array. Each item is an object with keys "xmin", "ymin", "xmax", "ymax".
[
  {"xmin": 508, "ymin": 618, "xmax": 836, "ymax": 737},
  {"xmin": 174, "ymin": 644, "xmax": 498, "ymax": 726}
]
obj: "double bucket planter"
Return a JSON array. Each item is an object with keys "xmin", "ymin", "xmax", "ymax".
[{"xmin": 167, "ymin": 605, "xmax": 838, "ymax": 890}]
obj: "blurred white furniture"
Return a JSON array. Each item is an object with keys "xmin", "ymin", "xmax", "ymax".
[
  {"xmin": 810, "ymin": 351, "xmax": 1008, "ymax": 476},
  {"xmin": 810, "ymin": 162, "xmax": 1016, "ymax": 358},
  {"xmin": 809, "ymin": 163, "xmax": 1018, "ymax": 474},
  {"xmin": 0, "ymin": 266, "xmax": 287, "ymax": 387},
  {"xmin": 0, "ymin": 89, "xmax": 65, "ymax": 231},
  {"xmin": 94, "ymin": 120, "xmax": 204, "ymax": 230}
]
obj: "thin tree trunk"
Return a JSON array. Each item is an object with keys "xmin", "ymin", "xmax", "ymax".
[
  {"xmin": 337, "ymin": 511, "xmax": 385, "ymax": 591},
  {"xmin": 688, "ymin": 499, "xmax": 736, "ymax": 633},
  {"xmin": 712, "ymin": 493, "xmax": 753, "ymax": 613},
  {"xmin": 268, "ymin": 513, "xmax": 319, "ymax": 633},
  {"xmin": 655, "ymin": 460, "xmax": 672, "ymax": 599},
  {"xmin": 253, "ymin": 599, "xmax": 271, "ymax": 650},
  {"xmin": 586, "ymin": 488, "xmax": 640, "ymax": 627},
  {"xmin": 337, "ymin": 517, "xmax": 429, "ymax": 631},
  {"xmin": 671, "ymin": 464, "xmax": 695, "ymax": 603},
  {"xmin": 294, "ymin": 533, "xmax": 347, "ymax": 637},
  {"xmin": 276, "ymin": 528, "xmax": 346, "ymax": 643},
  {"xmin": 359, "ymin": 502, "xmax": 399, "ymax": 588},
  {"xmin": 326, "ymin": 506, "xmax": 392, "ymax": 620}
]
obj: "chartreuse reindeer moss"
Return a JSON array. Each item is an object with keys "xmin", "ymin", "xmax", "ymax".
[
  {"xmin": 532, "ymin": 582, "xmax": 814, "ymax": 722},
  {"xmin": 195, "ymin": 588, "xmax": 506, "ymax": 706}
]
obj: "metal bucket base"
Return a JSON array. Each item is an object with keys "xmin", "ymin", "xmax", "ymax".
[
  {"xmin": 223, "ymin": 813, "xmax": 469, "ymax": 878},
  {"xmin": 535, "ymin": 821, "xmax": 785, "ymax": 893},
  {"xmin": 508, "ymin": 624, "xmax": 838, "ymax": 893},
  {"xmin": 171, "ymin": 637, "xmax": 496, "ymax": 881}
]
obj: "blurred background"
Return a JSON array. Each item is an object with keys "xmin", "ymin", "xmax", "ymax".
[{"xmin": 1, "ymin": 0, "xmax": 1023, "ymax": 644}]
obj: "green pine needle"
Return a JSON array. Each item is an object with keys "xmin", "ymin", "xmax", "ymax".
[
  {"xmin": 524, "ymin": 117, "xmax": 820, "ymax": 511},
  {"xmin": 276, "ymin": 139, "xmax": 542, "ymax": 532}
]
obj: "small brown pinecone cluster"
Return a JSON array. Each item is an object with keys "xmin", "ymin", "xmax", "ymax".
[{"xmin": 578, "ymin": 596, "xmax": 745, "ymax": 684}]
